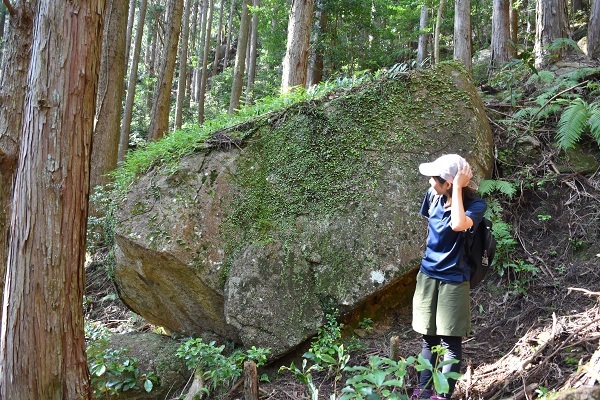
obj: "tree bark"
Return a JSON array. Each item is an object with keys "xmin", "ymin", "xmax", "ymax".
[
  {"xmin": 175, "ymin": 0, "xmax": 193, "ymax": 129},
  {"xmin": 213, "ymin": 0, "xmax": 225, "ymax": 76},
  {"xmin": 281, "ymin": 0, "xmax": 314, "ymax": 92},
  {"xmin": 434, "ymin": 0, "xmax": 446, "ymax": 65},
  {"xmin": 124, "ymin": 0, "xmax": 137, "ymax": 71},
  {"xmin": 245, "ymin": 0, "xmax": 259, "ymax": 105},
  {"xmin": 534, "ymin": 0, "xmax": 569, "ymax": 67},
  {"xmin": 120, "ymin": 0, "xmax": 148, "ymax": 161},
  {"xmin": 0, "ymin": 0, "xmax": 105, "ymax": 398},
  {"xmin": 92, "ymin": 0, "xmax": 130, "ymax": 192},
  {"xmin": 194, "ymin": 0, "xmax": 208, "ymax": 102},
  {"xmin": 243, "ymin": 361, "xmax": 259, "ymax": 400},
  {"xmin": 148, "ymin": 0, "xmax": 185, "ymax": 141},
  {"xmin": 589, "ymin": 0, "xmax": 600, "ymax": 59},
  {"xmin": 308, "ymin": 0, "xmax": 326, "ymax": 86},
  {"xmin": 490, "ymin": 0, "xmax": 513, "ymax": 69},
  {"xmin": 186, "ymin": 0, "xmax": 200, "ymax": 106},
  {"xmin": 510, "ymin": 0, "xmax": 519, "ymax": 51},
  {"xmin": 454, "ymin": 0, "xmax": 472, "ymax": 72},
  {"xmin": 198, "ymin": 0, "xmax": 214, "ymax": 123},
  {"xmin": 0, "ymin": 3, "xmax": 8, "ymax": 47},
  {"xmin": 228, "ymin": 0, "xmax": 250, "ymax": 114},
  {"xmin": 417, "ymin": 5, "xmax": 429, "ymax": 66},
  {"xmin": 0, "ymin": 0, "xmax": 36, "ymax": 317},
  {"xmin": 224, "ymin": 0, "xmax": 236, "ymax": 69}
]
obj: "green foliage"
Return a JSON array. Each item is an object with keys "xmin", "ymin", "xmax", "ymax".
[
  {"xmin": 281, "ymin": 313, "xmax": 462, "ymax": 399},
  {"xmin": 478, "ymin": 179, "xmax": 517, "ymax": 199},
  {"xmin": 85, "ymin": 322, "xmax": 158, "ymax": 398},
  {"xmin": 556, "ymin": 98, "xmax": 600, "ymax": 150},
  {"xmin": 176, "ymin": 338, "xmax": 270, "ymax": 396},
  {"xmin": 340, "ymin": 355, "xmax": 415, "ymax": 399}
]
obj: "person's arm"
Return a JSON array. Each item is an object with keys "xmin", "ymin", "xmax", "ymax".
[{"xmin": 450, "ymin": 161, "xmax": 474, "ymax": 231}]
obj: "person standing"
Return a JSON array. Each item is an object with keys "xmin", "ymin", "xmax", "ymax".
[{"xmin": 411, "ymin": 154, "xmax": 487, "ymax": 399}]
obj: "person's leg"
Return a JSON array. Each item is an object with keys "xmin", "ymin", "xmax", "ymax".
[
  {"xmin": 419, "ymin": 335, "xmax": 440, "ymax": 389},
  {"xmin": 438, "ymin": 335, "xmax": 462, "ymax": 397}
]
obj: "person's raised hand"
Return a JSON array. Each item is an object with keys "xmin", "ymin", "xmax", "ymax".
[{"xmin": 453, "ymin": 160, "xmax": 472, "ymax": 188}]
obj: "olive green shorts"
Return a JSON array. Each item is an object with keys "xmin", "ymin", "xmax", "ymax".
[{"xmin": 412, "ymin": 271, "xmax": 471, "ymax": 337}]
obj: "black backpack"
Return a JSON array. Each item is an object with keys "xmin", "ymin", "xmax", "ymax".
[{"xmin": 464, "ymin": 217, "xmax": 496, "ymax": 289}]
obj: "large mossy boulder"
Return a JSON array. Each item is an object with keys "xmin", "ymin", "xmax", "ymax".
[{"xmin": 113, "ymin": 62, "xmax": 494, "ymax": 358}]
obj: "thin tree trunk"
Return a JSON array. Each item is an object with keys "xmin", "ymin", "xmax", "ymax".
[
  {"xmin": 194, "ymin": 0, "xmax": 208, "ymax": 101},
  {"xmin": 0, "ymin": 4, "xmax": 8, "ymax": 48},
  {"xmin": 308, "ymin": 0, "xmax": 326, "ymax": 86},
  {"xmin": 198, "ymin": 0, "xmax": 214, "ymax": 123},
  {"xmin": 510, "ymin": 0, "xmax": 518, "ymax": 50},
  {"xmin": 186, "ymin": 0, "xmax": 200, "ymax": 106},
  {"xmin": 146, "ymin": 14, "xmax": 158, "ymax": 114},
  {"xmin": 454, "ymin": 0, "xmax": 472, "ymax": 71},
  {"xmin": 0, "ymin": 0, "xmax": 105, "ymax": 398},
  {"xmin": 434, "ymin": 0, "xmax": 446, "ymax": 65},
  {"xmin": 589, "ymin": 0, "xmax": 600, "ymax": 59},
  {"xmin": 92, "ymin": 0, "xmax": 130, "ymax": 192},
  {"xmin": 175, "ymin": 0, "xmax": 193, "ymax": 129},
  {"xmin": 245, "ymin": 0, "xmax": 259, "ymax": 105},
  {"xmin": 148, "ymin": 0, "xmax": 185, "ymax": 141},
  {"xmin": 417, "ymin": 5, "xmax": 429, "ymax": 66},
  {"xmin": 534, "ymin": 0, "xmax": 569, "ymax": 67},
  {"xmin": 124, "ymin": 0, "xmax": 137, "ymax": 71},
  {"xmin": 0, "ymin": 0, "xmax": 36, "ymax": 318},
  {"xmin": 120, "ymin": 0, "xmax": 149, "ymax": 161},
  {"xmin": 281, "ymin": 0, "xmax": 315, "ymax": 92},
  {"xmin": 213, "ymin": 0, "xmax": 225, "ymax": 76},
  {"xmin": 490, "ymin": 0, "xmax": 513, "ymax": 69},
  {"xmin": 229, "ymin": 0, "xmax": 250, "ymax": 114},
  {"xmin": 224, "ymin": 0, "xmax": 236, "ymax": 69}
]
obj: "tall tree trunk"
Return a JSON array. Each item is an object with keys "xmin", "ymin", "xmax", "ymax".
[
  {"xmin": 92, "ymin": 0, "xmax": 130, "ymax": 192},
  {"xmin": 454, "ymin": 0, "xmax": 472, "ymax": 71},
  {"xmin": 124, "ymin": 0, "xmax": 137, "ymax": 71},
  {"xmin": 186, "ymin": 0, "xmax": 200, "ymax": 106},
  {"xmin": 148, "ymin": 0, "xmax": 185, "ymax": 141},
  {"xmin": 120, "ymin": 0, "xmax": 149, "ymax": 161},
  {"xmin": 228, "ymin": 0, "xmax": 250, "ymax": 114},
  {"xmin": 213, "ymin": 0, "xmax": 225, "ymax": 76},
  {"xmin": 175, "ymin": 0, "xmax": 193, "ymax": 129},
  {"xmin": 224, "ymin": 0, "xmax": 236, "ymax": 69},
  {"xmin": 589, "ymin": 0, "xmax": 600, "ymax": 59},
  {"xmin": 194, "ymin": 0, "xmax": 208, "ymax": 101},
  {"xmin": 308, "ymin": 0, "xmax": 326, "ymax": 86},
  {"xmin": 281, "ymin": 0, "xmax": 314, "ymax": 92},
  {"xmin": 245, "ymin": 0, "xmax": 259, "ymax": 105},
  {"xmin": 417, "ymin": 5, "xmax": 429, "ymax": 66},
  {"xmin": 534, "ymin": 0, "xmax": 569, "ymax": 67},
  {"xmin": 434, "ymin": 0, "xmax": 446, "ymax": 64},
  {"xmin": 198, "ymin": 0, "xmax": 214, "ymax": 123},
  {"xmin": 0, "ymin": 1, "xmax": 36, "ymax": 319},
  {"xmin": 146, "ymin": 7, "xmax": 159, "ymax": 114},
  {"xmin": 0, "ymin": 0, "xmax": 105, "ymax": 398},
  {"xmin": 510, "ymin": 0, "xmax": 519, "ymax": 50},
  {"xmin": 490, "ymin": 0, "xmax": 513, "ymax": 69}
]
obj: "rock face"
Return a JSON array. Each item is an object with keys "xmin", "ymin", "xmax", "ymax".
[{"xmin": 113, "ymin": 62, "xmax": 494, "ymax": 358}]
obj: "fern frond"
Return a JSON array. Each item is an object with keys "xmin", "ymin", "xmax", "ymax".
[
  {"xmin": 588, "ymin": 103, "xmax": 600, "ymax": 146},
  {"xmin": 556, "ymin": 98, "xmax": 589, "ymax": 150},
  {"xmin": 478, "ymin": 179, "xmax": 516, "ymax": 199}
]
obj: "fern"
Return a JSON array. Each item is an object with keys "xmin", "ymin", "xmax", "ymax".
[
  {"xmin": 556, "ymin": 98, "xmax": 600, "ymax": 150},
  {"xmin": 479, "ymin": 179, "xmax": 517, "ymax": 199}
]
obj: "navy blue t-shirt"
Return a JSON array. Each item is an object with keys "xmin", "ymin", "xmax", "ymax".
[{"xmin": 419, "ymin": 188, "xmax": 487, "ymax": 283}]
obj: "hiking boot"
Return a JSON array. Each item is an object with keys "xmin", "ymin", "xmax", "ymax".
[{"xmin": 410, "ymin": 388, "xmax": 434, "ymax": 399}]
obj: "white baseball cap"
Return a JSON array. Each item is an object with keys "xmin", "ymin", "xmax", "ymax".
[{"xmin": 419, "ymin": 154, "xmax": 477, "ymax": 188}]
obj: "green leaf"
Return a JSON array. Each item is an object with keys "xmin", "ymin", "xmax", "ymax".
[
  {"xmin": 557, "ymin": 98, "xmax": 589, "ymax": 150},
  {"xmin": 432, "ymin": 370, "xmax": 449, "ymax": 394},
  {"xmin": 95, "ymin": 365, "xmax": 107, "ymax": 377},
  {"xmin": 144, "ymin": 379, "xmax": 154, "ymax": 392}
]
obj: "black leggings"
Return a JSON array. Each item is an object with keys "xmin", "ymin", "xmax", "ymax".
[{"xmin": 418, "ymin": 335, "xmax": 462, "ymax": 396}]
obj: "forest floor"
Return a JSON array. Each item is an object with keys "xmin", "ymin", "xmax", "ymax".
[{"xmin": 85, "ymin": 57, "xmax": 600, "ymax": 399}]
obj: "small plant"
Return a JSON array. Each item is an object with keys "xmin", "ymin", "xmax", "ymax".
[
  {"xmin": 359, "ymin": 318, "xmax": 374, "ymax": 332},
  {"xmin": 568, "ymin": 237, "xmax": 583, "ymax": 251},
  {"xmin": 537, "ymin": 214, "xmax": 552, "ymax": 221},
  {"xmin": 85, "ymin": 322, "xmax": 158, "ymax": 398},
  {"xmin": 176, "ymin": 338, "xmax": 270, "ymax": 396},
  {"xmin": 340, "ymin": 355, "xmax": 414, "ymax": 399},
  {"xmin": 505, "ymin": 259, "xmax": 539, "ymax": 294}
]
